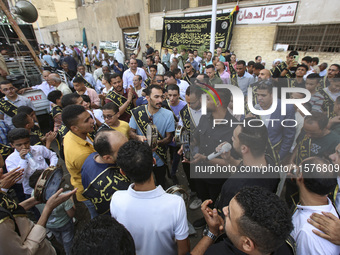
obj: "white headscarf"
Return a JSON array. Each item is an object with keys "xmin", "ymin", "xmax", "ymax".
[{"xmin": 272, "ymin": 59, "xmax": 282, "ymax": 66}]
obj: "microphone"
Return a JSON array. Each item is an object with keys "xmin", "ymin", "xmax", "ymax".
[
  {"xmin": 254, "ymin": 104, "xmax": 261, "ymax": 110},
  {"xmin": 207, "ymin": 143, "xmax": 232, "ymax": 160}
]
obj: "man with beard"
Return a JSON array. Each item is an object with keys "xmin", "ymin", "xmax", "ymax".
[
  {"xmin": 214, "ymin": 117, "xmax": 280, "ymax": 211},
  {"xmin": 191, "ymin": 186, "xmax": 294, "ymax": 255},
  {"xmin": 190, "ymin": 88, "xmax": 237, "ymax": 229},
  {"xmin": 249, "ymin": 69, "xmax": 271, "ymax": 105},
  {"xmin": 105, "ymin": 73, "xmax": 137, "ymax": 123},
  {"xmin": 129, "ymin": 85, "xmax": 175, "ymax": 188}
]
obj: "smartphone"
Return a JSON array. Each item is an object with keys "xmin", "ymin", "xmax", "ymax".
[{"xmin": 293, "ymin": 55, "xmax": 299, "ymax": 67}]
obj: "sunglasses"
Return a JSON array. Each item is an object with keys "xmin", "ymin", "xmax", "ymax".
[{"xmin": 184, "ymin": 66, "xmax": 191, "ymax": 69}]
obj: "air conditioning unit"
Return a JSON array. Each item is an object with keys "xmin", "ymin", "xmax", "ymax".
[{"xmin": 274, "ymin": 44, "xmax": 289, "ymax": 52}]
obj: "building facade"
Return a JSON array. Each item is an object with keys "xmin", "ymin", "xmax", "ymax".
[{"xmin": 32, "ymin": 0, "xmax": 340, "ymax": 65}]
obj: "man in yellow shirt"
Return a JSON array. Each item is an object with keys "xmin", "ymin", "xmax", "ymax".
[
  {"xmin": 62, "ymin": 105, "xmax": 96, "ymax": 218},
  {"xmin": 97, "ymin": 102, "xmax": 130, "ymax": 139}
]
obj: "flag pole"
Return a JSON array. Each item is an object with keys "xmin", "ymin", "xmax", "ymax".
[{"xmin": 209, "ymin": 0, "xmax": 217, "ymax": 54}]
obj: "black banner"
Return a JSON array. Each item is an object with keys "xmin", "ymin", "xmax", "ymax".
[{"xmin": 161, "ymin": 13, "xmax": 236, "ymax": 51}]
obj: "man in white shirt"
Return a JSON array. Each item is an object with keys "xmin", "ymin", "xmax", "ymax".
[
  {"xmin": 154, "ymin": 55, "xmax": 165, "ymax": 75},
  {"xmin": 110, "ymin": 140, "xmax": 190, "ymax": 255},
  {"xmin": 122, "ymin": 58, "xmax": 147, "ymax": 89},
  {"xmin": 291, "ymin": 156, "xmax": 340, "ymax": 255},
  {"xmin": 132, "ymin": 75, "xmax": 144, "ymax": 97},
  {"xmin": 318, "ymin": 63, "xmax": 328, "ymax": 77},
  {"xmin": 47, "ymin": 73, "xmax": 72, "ymax": 96},
  {"xmin": 6, "ymin": 128, "xmax": 58, "ymax": 197},
  {"xmin": 114, "ymin": 48, "xmax": 125, "ymax": 65},
  {"xmin": 26, "ymin": 70, "xmax": 55, "ymax": 97},
  {"xmin": 92, "ymin": 61, "xmax": 103, "ymax": 81},
  {"xmin": 170, "ymin": 47, "xmax": 180, "ymax": 64}
]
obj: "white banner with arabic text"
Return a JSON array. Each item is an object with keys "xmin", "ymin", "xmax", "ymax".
[{"xmin": 235, "ymin": 2, "xmax": 297, "ymax": 25}]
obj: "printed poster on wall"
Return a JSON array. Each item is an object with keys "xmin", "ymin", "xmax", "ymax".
[{"xmin": 123, "ymin": 32, "xmax": 140, "ymax": 51}]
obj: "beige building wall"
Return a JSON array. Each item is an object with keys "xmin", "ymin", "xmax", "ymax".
[
  {"xmin": 76, "ymin": 0, "xmax": 152, "ymax": 57},
  {"xmin": 31, "ymin": 0, "xmax": 77, "ymax": 28},
  {"xmin": 37, "ymin": 19, "xmax": 81, "ymax": 46},
  {"xmin": 230, "ymin": 25, "xmax": 340, "ymax": 68}
]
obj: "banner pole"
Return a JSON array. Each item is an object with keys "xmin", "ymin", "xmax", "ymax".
[{"xmin": 209, "ymin": 0, "xmax": 218, "ymax": 54}]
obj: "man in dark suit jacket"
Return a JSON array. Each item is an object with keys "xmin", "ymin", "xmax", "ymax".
[{"xmin": 255, "ymin": 81, "xmax": 296, "ymax": 161}]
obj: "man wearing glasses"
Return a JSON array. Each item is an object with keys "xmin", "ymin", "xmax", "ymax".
[
  {"xmin": 321, "ymin": 64, "xmax": 340, "ymax": 88},
  {"xmin": 183, "ymin": 63, "xmax": 198, "ymax": 85},
  {"xmin": 0, "ymin": 80, "xmax": 34, "ymax": 130},
  {"xmin": 129, "ymin": 85, "xmax": 175, "ymax": 188}
]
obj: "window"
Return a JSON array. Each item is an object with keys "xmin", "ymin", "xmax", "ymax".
[
  {"xmin": 150, "ymin": 0, "xmax": 189, "ymax": 13},
  {"xmin": 156, "ymin": 30, "xmax": 163, "ymax": 42},
  {"xmin": 198, "ymin": 0, "xmax": 242, "ymax": 7},
  {"xmin": 275, "ymin": 24, "xmax": 340, "ymax": 52}
]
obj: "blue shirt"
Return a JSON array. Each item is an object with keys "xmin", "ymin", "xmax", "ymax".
[
  {"xmin": 136, "ymin": 96, "xmax": 148, "ymax": 106},
  {"xmin": 112, "ymin": 63, "xmax": 124, "ymax": 76},
  {"xmin": 43, "ymin": 54, "xmax": 54, "ymax": 67},
  {"xmin": 81, "ymin": 152, "xmax": 118, "ymax": 189},
  {"xmin": 129, "ymin": 107, "xmax": 175, "ymax": 166},
  {"xmin": 189, "ymin": 60, "xmax": 199, "ymax": 72},
  {"xmin": 237, "ymin": 71, "xmax": 255, "ymax": 96},
  {"xmin": 162, "ymin": 53, "xmax": 171, "ymax": 68}
]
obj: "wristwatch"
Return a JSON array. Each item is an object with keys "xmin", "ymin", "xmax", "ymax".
[{"xmin": 203, "ymin": 227, "xmax": 217, "ymax": 242}]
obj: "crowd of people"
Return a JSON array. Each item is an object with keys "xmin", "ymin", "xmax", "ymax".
[{"xmin": 0, "ymin": 42, "xmax": 339, "ymax": 255}]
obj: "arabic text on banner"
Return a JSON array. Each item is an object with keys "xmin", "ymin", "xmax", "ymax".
[{"xmin": 161, "ymin": 13, "xmax": 235, "ymax": 51}]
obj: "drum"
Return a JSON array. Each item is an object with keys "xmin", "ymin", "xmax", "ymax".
[
  {"xmin": 166, "ymin": 185, "xmax": 189, "ymax": 208},
  {"xmin": 146, "ymin": 124, "xmax": 158, "ymax": 149},
  {"xmin": 174, "ymin": 126, "xmax": 189, "ymax": 145},
  {"xmin": 34, "ymin": 166, "xmax": 63, "ymax": 203}
]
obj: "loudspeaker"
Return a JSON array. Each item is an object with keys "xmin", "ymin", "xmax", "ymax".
[{"xmin": 11, "ymin": 1, "xmax": 38, "ymax": 23}]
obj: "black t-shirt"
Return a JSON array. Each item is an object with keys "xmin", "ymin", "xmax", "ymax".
[
  {"xmin": 146, "ymin": 47, "xmax": 154, "ymax": 56},
  {"xmin": 215, "ymin": 156, "xmax": 279, "ymax": 211},
  {"xmin": 205, "ymin": 235, "xmax": 295, "ymax": 255},
  {"xmin": 193, "ymin": 111, "xmax": 238, "ymax": 184}
]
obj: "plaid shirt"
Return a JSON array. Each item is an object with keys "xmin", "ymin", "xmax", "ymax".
[{"xmin": 0, "ymin": 120, "xmax": 10, "ymax": 145}]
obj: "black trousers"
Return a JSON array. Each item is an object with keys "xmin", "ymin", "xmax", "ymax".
[
  {"xmin": 153, "ymin": 165, "xmax": 167, "ymax": 189},
  {"xmin": 183, "ymin": 162, "xmax": 197, "ymax": 193},
  {"xmin": 195, "ymin": 179, "xmax": 224, "ymax": 207}
]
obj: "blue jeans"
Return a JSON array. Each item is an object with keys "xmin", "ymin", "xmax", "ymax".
[
  {"xmin": 82, "ymin": 199, "xmax": 98, "ymax": 219},
  {"xmin": 49, "ymin": 219, "xmax": 74, "ymax": 255}
]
